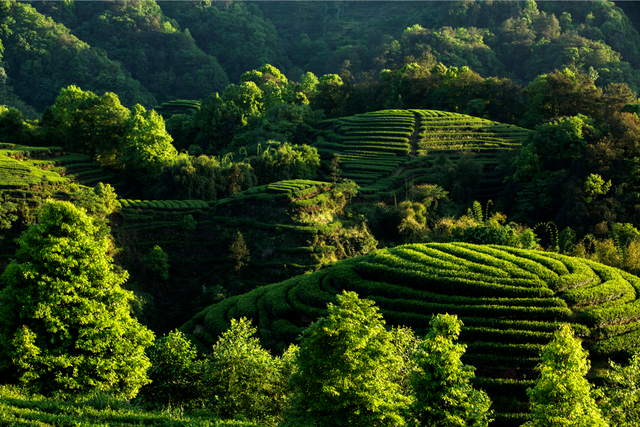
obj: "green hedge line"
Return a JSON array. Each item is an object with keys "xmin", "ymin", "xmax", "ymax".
[
  {"xmin": 372, "ymin": 296, "xmax": 572, "ymax": 322},
  {"xmin": 591, "ymin": 328, "xmax": 640, "ymax": 356},
  {"xmin": 355, "ymin": 261, "xmax": 555, "ymax": 298},
  {"xmin": 580, "ymin": 299, "xmax": 640, "ymax": 328}
]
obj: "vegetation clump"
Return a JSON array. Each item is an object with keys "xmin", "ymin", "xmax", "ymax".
[{"xmin": 0, "ymin": 201, "xmax": 154, "ymax": 398}]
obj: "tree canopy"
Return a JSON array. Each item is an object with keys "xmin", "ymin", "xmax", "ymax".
[{"xmin": 0, "ymin": 201, "xmax": 154, "ymax": 398}]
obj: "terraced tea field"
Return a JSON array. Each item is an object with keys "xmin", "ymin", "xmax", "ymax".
[
  {"xmin": 112, "ymin": 179, "xmax": 377, "ymax": 328},
  {"xmin": 314, "ymin": 109, "xmax": 531, "ymax": 201},
  {"xmin": 0, "ymin": 144, "xmax": 125, "ymax": 191},
  {"xmin": 154, "ymin": 99, "xmax": 202, "ymax": 118},
  {"xmin": 182, "ymin": 242, "xmax": 640, "ymax": 426}
]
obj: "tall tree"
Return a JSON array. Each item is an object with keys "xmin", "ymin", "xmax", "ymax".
[
  {"xmin": 0, "ymin": 201, "xmax": 154, "ymax": 398},
  {"xmin": 119, "ymin": 104, "xmax": 177, "ymax": 177},
  {"xmin": 286, "ymin": 291, "xmax": 410, "ymax": 427},
  {"xmin": 411, "ymin": 313, "xmax": 492, "ymax": 427},
  {"xmin": 44, "ymin": 86, "xmax": 129, "ymax": 164},
  {"xmin": 523, "ymin": 324, "xmax": 607, "ymax": 427},
  {"xmin": 205, "ymin": 317, "xmax": 291, "ymax": 423}
]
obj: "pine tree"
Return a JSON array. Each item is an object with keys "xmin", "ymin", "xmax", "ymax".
[
  {"xmin": 0, "ymin": 201, "xmax": 154, "ymax": 398},
  {"xmin": 523, "ymin": 324, "xmax": 607, "ymax": 427}
]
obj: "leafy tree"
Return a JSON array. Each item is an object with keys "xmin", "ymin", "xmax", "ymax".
[
  {"xmin": 205, "ymin": 317, "xmax": 291, "ymax": 422},
  {"xmin": 222, "ymin": 81, "xmax": 264, "ymax": 126},
  {"xmin": 411, "ymin": 313, "xmax": 492, "ymax": 427},
  {"xmin": 143, "ymin": 330, "xmax": 205, "ymax": 407},
  {"xmin": 523, "ymin": 324, "xmax": 607, "ymax": 427},
  {"xmin": 248, "ymin": 141, "xmax": 320, "ymax": 184},
  {"xmin": 0, "ymin": 106, "xmax": 38, "ymax": 145},
  {"xmin": 312, "ymin": 74, "xmax": 345, "ymax": 118},
  {"xmin": 44, "ymin": 86, "xmax": 129, "ymax": 164},
  {"xmin": 0, "ymin": 201, "xmax": 154, "ymax": 398},
  {"xmin": 68, "ymin": 182, "xmax": 120, "ymax": 242},
  {"xmin": 144, "ymin": 245, "xmax": 170, "ymax": 283},
  {"xmin": 119, "ymin": 104, "xmax": 177, "ymax": 177},
  {"xmin": 286, "ymin": 291, "xmax": 410, "ymax": 427},
  {"xmin": 598, "ymin": 353, "xmax": 640, "ymax": 427},
  {"xmin": 228, "ymin": 231, "xmax": 251, "ymax": 273}
]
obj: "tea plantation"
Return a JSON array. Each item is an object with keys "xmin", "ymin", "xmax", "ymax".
[
  {"xmin": 0, "ymin": 385, "xmax": 259, "ymax": 427},
  {"xmin": 314, "ymin": 109, "xmax": 531, "ymax": 201},
  {"xmin": 181, "ymin": 242, "xmax": 640, "ymax": 425}
]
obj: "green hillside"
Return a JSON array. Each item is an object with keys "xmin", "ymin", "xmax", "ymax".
[
  {"xmin": 0, "ymin": 143, "xmax": 126, "ymax": 190},
  {"xmin": 314, "ymin": 109, "xmax": 530, "ymax": 201},
  {"xmin": 181, "ymin": 242, "xmax": 640, "ymax": 424},
  {"xmin": 112, "ymin": 179, "xmax": 376, "ymax": 332}
]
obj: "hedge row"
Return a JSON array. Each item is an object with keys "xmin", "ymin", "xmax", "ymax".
[
  {"xmin": 334, "ymin": 274, "xmax": 566, "ymax": 309},
  {"xmin": 562, "ymin": 277, "xmax": 636, "ymax": 308},
  {"xmin": 360, "ymin": 250, "xmax": 549, "ymax": 289},
  {"xmin": 580, "ymin": 299, "xmax": 640, "ymax": 328},
  {"xmin": 460, "ymin": 316, "xmax": 590, "ymax": 336},
  {"xmin": 591, "ymin": 328, "xmax": 640, "ymax": 356},
  {"xmin": 355, "ymin": 261, "xmax": 555, "ymax": 298},
  {"xmin": 371, "ymin": 296, "xmax": 572, "ymax": 322},
  {"xmin": 461, "ymin": 326, "xmax": 553, "ymax": 345}
]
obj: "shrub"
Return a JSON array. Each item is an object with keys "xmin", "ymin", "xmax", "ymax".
[
  {"xmin": 142, "ymin": 330, "xmax": 205, "ymax": 407},
  {"xmin": 205, "ymin": 318, "xmax": 290, "ymax": 423}
]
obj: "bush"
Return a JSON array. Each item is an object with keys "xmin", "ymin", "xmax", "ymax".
[
  {"xmin": 142, "ymin": 331, "xmax": 205, "ymax": 407},
  {"xmin": 205, "ymin": 318, "xmax": 290, "ymax": 423}
]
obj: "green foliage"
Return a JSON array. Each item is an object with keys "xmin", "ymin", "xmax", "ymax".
[
  {"xmin": 598, "ymin": 353, "xmax": 640, "ymax": 427},
  {"xmin": 0, "ymin": 201, "xmax": 154, "ymax": 398},
  {"xmin": 0, "ymin": 384, "xmax": 260, "ymax": 426},
  {"xmin": 120, "ymin": 104, "xmax": 177, "ymax": 177},
  {"xmin": 248, "ymin": 141, "xmax": 320, "ymax": 184},
  {"xmin": 68, "ymin": 182, "xmax": 120, "ymax": 241},
  {"xmin": 0, "ymin": 1, "xmax": 155, "ymax": 112},
  {"xmin": 0, "ymin": 190, "xmax": 17, "ymax": 230},
  {"xmin": 523, "ymin": 324, "xmax": 607, "ymax": 427},
  {"xmin": 286, "ymin": 291, "xmax": 410, "ymax": 427},
  {"xmin": 145, "ymin": 245, "xmax": 170, "ymax": 282},
  {"xmin": 44, "ymin": 86, "xmax": 129, "ymax": 163},
  {"xmin": 411, "ymin": 313, "xmax": 492, "ymax": 427},
  {"xmin": 583, "ymin": 173, "xmax": 611, "ymax": 204},
  {"xmin": 150, "ymin": 153, "xmax": 257, "ymax": 201},
  {"xmin": 143, "ymin": 330, "xmax": 204, "ymax": 408},
  {"xmin": 228, "ymin": 232, "xmax": 251, "ymax": 273},
  {"xmin": 205, "ymin": 318, "xmax": 289, "ymax": 423}
]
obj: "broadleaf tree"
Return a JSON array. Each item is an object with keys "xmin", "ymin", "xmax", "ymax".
[
  {"xmin": 523, "ymin": 324, "xmax": 607, "ymax": 427},
  {"xmin": 598, "ymin": 352, "xmax": 640, "ymax": 427},
  {"xmin": 0, "ymin": 201, "xmax": 154, "ymax": 398},
  {"xmin": 286, "ymin": 291, "xmax": 410, "ymax": 427},
  {"xmin": 411, "ymin": 313, "xmax": 492, "ymax": 427},
  {"xmin": 205, "ymin": 317, "xmax": 290, "ymax": 423}
]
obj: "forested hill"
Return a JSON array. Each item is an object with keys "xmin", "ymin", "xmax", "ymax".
[{"xmin": 2, "ymin": 0, "xmax": 640, "ymax": 119}]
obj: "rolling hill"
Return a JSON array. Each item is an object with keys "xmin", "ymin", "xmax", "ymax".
[
  {"xmin": 181, "ymin": 242, "xmax": 640, "ymax": 426},
  {"xmin": 314, "ymin": 109, "xmax": 530, "ymax": 202}
]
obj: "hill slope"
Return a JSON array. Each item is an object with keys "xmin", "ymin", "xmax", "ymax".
[
  {"xmin": 314, "ymin": 109, "xmax": 530, "ymax": 202},
  {"xmin": 181, "ymin": 242, "xmax": 640, "ymax": 424}
]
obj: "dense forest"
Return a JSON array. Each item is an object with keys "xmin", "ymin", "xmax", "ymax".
[{"xmin": 2, "ymin": 1, "xmax": 640, "ymax": 426}]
